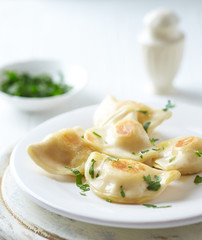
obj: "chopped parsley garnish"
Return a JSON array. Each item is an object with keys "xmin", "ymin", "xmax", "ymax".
[
  {"xmin": 169, "ymin": 156, "xmax": 176, "ymax": 163},
  {"xmin": 152, "ymin": 148, "xmax": 161, "ymax": 151},
  {"xmin": 194, "ymin": 175, "xmax": 202, "ymax": 184},
  {"xmin": 149, "ymin": 138, "xmax": 159, "ymax": 146},
  {"xmin": 96, "ymin": 171, "xmax": 100, "ymax": 178},
  {"xmin": 161, "ymin": 145, "xmax": 165, "ymax": 150},
  {"xmin": 140, "ymin": 154, "xmax": 143, "ymax": 159},
  {"xmin": 79, "ymin": 182, "xmax": 90, "ymax": 192},
  {"xmin": 93, "ymin": 131, "xmax": 102, "ymax": 138},
  {"xmin": 89, "ymin": 159, "xmax": 96, "ymax": 179},
  {"xmin": 143, "ymin": 121, "xmax": 151, "ymax": 133},
  {"xmin": 106, "ymin": 199, "xmax": 112, "ymax": 203},
  {"xmin": 65, "ymin": 167, "xmax": 90, "ymax": 192},
  {"xmin": 137, "ymin": 110, "xmax": 148, "ymax": 114},
  {"xmin": 80, "ymin": 193, "xmax": 86, "ymax": 196},
  {"xmin": 120, "ymin": 185, "xmax": 125, "ymax": 198},
  {"xmin": 195, "ymin": 150, "xmax": 202, "ymax": 157},
  {"xmin": 143, "ymin": 204, "xmax": 171, "ymax": 208},
  {"xmin": 128, "ymin": 166, "xmax": 132, "ymax": 168},
  {"xmin": 163, "ymin": 100, "xmax": 175, "ymax": 111},
  {"xmin": 81, "ymin": 135, "xmax": 84, "ymax": 138},
  {"xmin": 143, "ymin": 175, "xmax": 161, "ymax": 191},
  {"xmin": 0, "ymin": 71, "xmax": 72, "ymax": 97},
  {"xmin": 132, "ymin": 152, "xmax": 136, "ymax": 155},
  {"xmin": 107, "ymin": 156, "xmax": 119, "ymax": 161},
  {"xmin": 141, "ymin": 149, "xmax": 149, "ymax": 154}
]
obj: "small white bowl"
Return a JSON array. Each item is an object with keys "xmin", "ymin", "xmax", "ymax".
[{"xmin": 0, "ymin": 60, "xmax": 87, "ymax": 111}]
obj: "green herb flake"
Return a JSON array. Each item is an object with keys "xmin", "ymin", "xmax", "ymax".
[
  {"xmin": 93, "ymin": 131, "xmax": 102, "ymax": 138},
  {"xmin": 81, "ymin": 135, "xmax": 84, "ymax": 138},
  {"xmin": 143, "ymin": 121, "xmax": 151, "ymax": 133},
  {"xmin": 149, "ymin": 138, "xmax": 159, "ymax": 146},
  {"xmin": 120, "ymin": 185, "xmax": 125, "ymax": 198},
  {"xmin": 143, "ymin": 174, "xmax": 161, "ymax": 191},
  {"xmin": 107, "ymin": 156, "xmax": 119, "ymax": 161},
  {"xmin": 106, "ymin": 199, "xmax": 112, "ymax": 203},
  {"xmin": 161, "ymin": 145, "xmax": 165, "ymax": 150},
  {"xmin": 147, "ymin": 182, "xmax": 161, "ymax": 191},
  {"xmin": 154, "ymin": 175, "xmax": 161, "ymax": 182},
  {"xmin": 143, "ymin": 204, "xmax": 171, "ymax": 208},
  {"xmin": 96, "ymin": 171, "xmax": 100, "ymax": 178},
  {"xmin": 140, "ymin": 154, "xmax": 143, "ymax": 159},
  {"xmin": 79, "ymin": 182, "xmax": 90, "ymax": 192},
  {"xmin": 65, "ymin": 166, "xmax": 90, "ymax": 192},
  {"xmin": 195, "ymin": 150, "xmax": 202, "ymax": 157},
  {"xmin": 80, "ymin": 193, "xmax": 86, "ymax": 196},
  {"xmin": 65, "ymin": 166, "xmax": 80, "ymax": 176},
  {"xmin": 152, "ymin": 148, "xmax": 161, "ymax": 151},
  {"xmin": 143, "ymin": 174, "xmax": 151, "ymax": 183},
  {"xmin": 141, "ymin": 149, "xmax": 149, "ymax": 154},
  {"xmin": 163, "ymin": 100, "xmax": 175, "ymax": 111},
  {"xmin": 89, "ymin": 159, "xmax": 96, "ymax": 179},
  {"xmin": 128, "ymin": 166, "xmax": 132, "ymax": 168},
  {"xmin": 194, "ymin": 175, "xmax": 202, "ymax": 184},
  {"xmin": 169, "ymin": 156, "xmax": 176, "ymax": 163},
  {"xmin": 132, "ymin": 152, "xmax": 136, "ymax": 155},
  {"xmin": 137, "ymin": 110, "xmax": 148, "ymax": 114}
]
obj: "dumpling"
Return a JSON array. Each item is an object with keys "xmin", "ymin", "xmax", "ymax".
[
  {"xmin": 94, "ymin": 95, "xmax": 118, "ymax": 127},
  {"xmin": 85, "ymin": 152, "xmax": 180, "ymax": 204},
  {"xmin": 85, "ymin": 105, "xmax": 154, "ymax": 160},
  {"xmin": 94, "ymin": 95, "xmax": 172, "ymax": 134},
  {"xmin": 115, "ymin": 100, "xmax": 172, "ymax": 134},
  {"xmin": 27, "ymin": 127, "xmax": 94, "ymax": 175},
  {"xmin": 152, "ymin": 136, "xmax": 202, "ymax": 175}
]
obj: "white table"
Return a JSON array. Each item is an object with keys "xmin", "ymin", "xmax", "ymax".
[{"xmin": 1, "ymin": 0, "xmax": 202, "ymax": 238}]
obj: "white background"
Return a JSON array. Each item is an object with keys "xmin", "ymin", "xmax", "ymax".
[{"xmin": 0, "ymin": 0, "xmax": 202, "ymax": 148}]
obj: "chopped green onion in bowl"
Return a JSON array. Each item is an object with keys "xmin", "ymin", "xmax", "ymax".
[{"xmin": 0, "ymin": 71, "xmax": 72, "ymax": 98}]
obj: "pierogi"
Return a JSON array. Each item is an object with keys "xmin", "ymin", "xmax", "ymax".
[
  {"xmin": 28, "ymin": 127, "xmax": 94, "ymax": 175},
  {"xmin": 85, "ymin": 152, "xmax": 181, "ymax": 204},
  {"xmin": 94, "ymin": 95, "xmax": 172, "ymax": 134},
  {"xmin": 84, "ymin": 105, "xmax": 154, "ymax": 160},
  {"xmin": 153, "ymin": 136, "xmax": 202, "ymax": 175}
]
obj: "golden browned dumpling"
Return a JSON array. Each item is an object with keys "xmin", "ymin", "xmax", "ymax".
[
  {"xmin": 93, "ymin": 95, "xmax": 172, "ymax": 134},
  {"xmin": 85, "ymin": 152, "xmax": 180, "ymax": 204},
  {"xmin": 27, "ymin": 127, "xmax": 94, "ymax": 175},
  {"xmin": 153, "ymin": 136, "xmax": 202, "ymax": 175},
  {"xmin": 85, "ymin": 105, "xmax": 153, "ymax": 160}
]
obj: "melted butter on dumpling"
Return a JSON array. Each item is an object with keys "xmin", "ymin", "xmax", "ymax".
[
  {"xmin": 93, "ymin": 95, "xmax": 172, "ymax": 134},
  {"xmin": 27, "ymin": 127, "xmax": 94, "ymax": 175},
  {"xmin": 153, "ymin": 136, "xmax": 202, "ymax": 175},
  {"xmin": 85, "ymin": 106, "xmax": 153, "ymax": 160},
  {"xmin": 85, "ymin": 152, "xmax": 180, "ymax": 204}
]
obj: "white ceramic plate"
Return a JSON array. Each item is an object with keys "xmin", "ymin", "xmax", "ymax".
[{"xmin": 10, "ymin": 101, "xmax": 202, "ymax": 229}]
